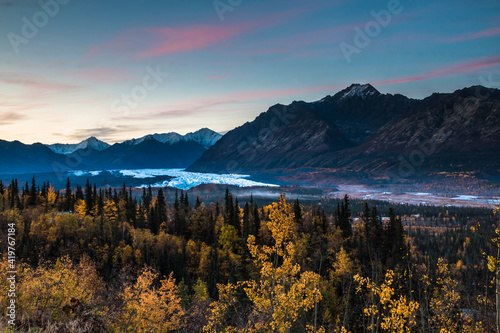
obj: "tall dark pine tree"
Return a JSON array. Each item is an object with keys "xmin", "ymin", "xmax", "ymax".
[
  {"xmin": 183, "ymin": 192, "xmax": 189, "ymax": 209},
  {"xmin": 335, "ymin": 195, "xmax": 352, "ymax": 238},
  {"xmin": 384, "ymin": 208, "xmax": 407, "ymax": 270},
  {"xmin": 28, "ymin": 177, "xmax": 37, "ymax": 206},
  {"xmin": 93, "ymin": 184, "xmax": 98, "ymax": 212},
  {"xmin": 224, "ymin": 188, "xmax": 233, "ymax": 226},
  {"xmin": 207, "ymin": 245, "xmax": 220, "ymax": 299},
  {"xmin": 9, "ymin": 179, "xmax": 20, "ymax": 208},
  {"xmin": 294, "ymin": 198, "xmax": 303, "ymax": 233},
  {"xmin": 173, "ymin": 190, "xmax": 182, "ymax": 235},
  {"xmin": 154, "ymin": 188, "xmax": 167, "ymax": 234},
  {"xmin": 206, "ymin": 212, "xmax": 216, "ymax": 245},
  {"xmin": 85, "ymin": 179, "xmax": 94, "ymax": 215},
  {"xmin": 40, "ymin": 182, "xmax": 47, "ymax": 198},
  {"xmin": 23, "ymin": 181, "xmax": 29, "ymax": 199},
  {"xmin": 233, "ymin": 197, "xmax": 241, "ymax": 235},
  {"xmin": 252, "ymin": 203, "xmax": 261, "ymax": 243},
  {"xmin": 358, "ymin": 203, "xmax": 384, "ymax": 278},
  {"xmin": 369, "ymin": 206, "xmax": 383, "ymax": 247},
  {"xmin": 64, "ymin": 178, "xmax": 72, "ymax": 212},
  {"xmin": 97, "ymin": 189, "xmax": 104, "ymax": 216},
  {"xmin": 75, "ymin": 185, "xmax": 84, "ymax": 201},
  {"xmin": 242, "ymin": 201, "xmax": 251, "ymax": 240}
]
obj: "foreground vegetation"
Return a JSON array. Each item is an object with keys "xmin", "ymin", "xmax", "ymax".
[{"xmin": 0, "ymin": 178, "xmax": 498, "ymax": 332}]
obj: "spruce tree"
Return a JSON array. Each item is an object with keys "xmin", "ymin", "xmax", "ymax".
[
  {"xmin": 294, "ymin": 198, "xmax": 303, "ymax": 233},
  {"xmin": 64, "ymin": 178, "xmax": 72, "ymax": 212}
]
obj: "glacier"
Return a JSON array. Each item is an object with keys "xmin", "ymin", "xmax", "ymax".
[{"xmin": 70, "ymin": 168, "xmax": 278, "ymax": 190}]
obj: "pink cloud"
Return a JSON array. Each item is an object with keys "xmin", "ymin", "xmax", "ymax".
[
  {"xmin": 1, "ymin": 74, "xmax": 79, "ymax": 91},
  {"xmin": 137, "ymin": 24, "xmax": 251, "ymax": 58},
  {"xmin": 207, "ymin": 74, "xmax": 231, "ymax": 80},
  {"xmin": 0, "ymin": 111, "xmax": 25, "ymax": 125},
  {"xmin": 442, "ymin": 27, "xmax": 500, "ymax": 42},
  {"xmin": 84, "ymin": 41, "xmax": 131, "ymax": 61},
  {"xmin": 85, "ymin": 9, "xmax": 305, "ymax": 60},
  {"xmin": 373, "ymin": 56, "xmax": 500, "ymax": 86},
  {"xmin": 74, "ymin": 68, "xmax": 132, "ymax": 83}
]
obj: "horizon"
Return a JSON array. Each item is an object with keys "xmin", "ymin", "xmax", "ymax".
[
  {"xmin": 3, "ymin": 82, "xmax": 496, "ymax": 145},
  {"xmin": 1, "ymin": 0, "xmax": 499, "ymax": 144}
]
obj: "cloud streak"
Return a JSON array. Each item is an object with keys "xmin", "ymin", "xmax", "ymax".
[
  {"xmin": 442, "ymin": 27, "xmax": 500, "ymax": 42},
  {"xmin": 66, "ymin": 125, "xmax": 140, "ymax": 143},
  {"xmin": 1, "ymin": 73, "xmax": 79, "ymax": 92},
  {"xmin": 74, "ymin": 68, "xmax": 132, "ymax": 83},
  {"xmin": 207, "ymin": 74, "xmax": 231, "ymax": 80},
  {"xmin": 85, "ymin": 9, "xmax": 304, "ymax": 60},
  {"xmin": 0, "ymin": 111, "xmax": 25, "ymax": 125},
  {"xmin": 373, "ymin": 56, "xmax": 500, "ymax": 86}
]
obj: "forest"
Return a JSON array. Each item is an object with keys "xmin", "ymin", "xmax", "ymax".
[{"xmin": 0, "ymin": 177, "xmax": 498, "ymax": 332}]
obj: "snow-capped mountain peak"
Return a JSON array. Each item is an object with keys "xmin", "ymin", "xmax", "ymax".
[
  {"xmin": 337, "ymin": 83, "xmax": 380, "ymax": 100},
  {"xmin": 122, "ymin": 128, "xmax": 222, "ymax": 148},
  {"xmin": 47, "ymin": 137, "xmax": 110, "ymax": 155},
  {"xmin": 152, "ymin": 133, "xmax": 183, "ymax": 145},
  {"xmin": 85, "ymin": 136, "xmax": 111, "ymax": 151},
  {"xmin": 184, "ymin": 128, "xmax": 222, "ymax": 148}
]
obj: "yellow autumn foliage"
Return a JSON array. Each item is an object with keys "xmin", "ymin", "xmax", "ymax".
[
  {"xmin": 16, "ymin": 255, "xmax": 103, "ymax": 323},
  {"xmin": 355, "ymin": 270, "xmax": 419, "ymax": 333},
  {"xmin": 114, "ymin": 266, "xmax": 184, "ymax": 332}
]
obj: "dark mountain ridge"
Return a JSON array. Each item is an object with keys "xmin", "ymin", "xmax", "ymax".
[{"xmin": 188, "ymin": 84, "xmax": 500, "ymax": 183}]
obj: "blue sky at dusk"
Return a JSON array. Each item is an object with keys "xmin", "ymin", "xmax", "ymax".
[{"xmin": 1, "ymin": 0, "xmax": 499, "ymax": 144}]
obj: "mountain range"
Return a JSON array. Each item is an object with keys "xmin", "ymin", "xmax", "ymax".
[
  {"xmin": 188, "ymin": 84, "xmax": 500, "ymax": 183},
  {"xmin": 0, "ymin": 128, "xmax": 222, "ymax": 174}
]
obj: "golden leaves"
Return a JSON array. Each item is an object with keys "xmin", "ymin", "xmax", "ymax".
[
  {"xmin": 16, "ymin": 255, "xmax": 103, "ymax": 323},
  {"xmin": 355, "ymin": 270, "xmax": 419, "ymax": 333},
  {"xmin": 117, "ymin": 266, "xmax": 184, "ymax": 332}
]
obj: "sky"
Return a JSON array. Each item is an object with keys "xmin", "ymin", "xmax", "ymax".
[{"xmin": 1, "ymin": 0, "xmax": 499, "ymax": 144}]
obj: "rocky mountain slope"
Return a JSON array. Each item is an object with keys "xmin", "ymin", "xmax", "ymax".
[{"xmin": 189, "ymin": 85, "xmax": 500, "ymax": 181}]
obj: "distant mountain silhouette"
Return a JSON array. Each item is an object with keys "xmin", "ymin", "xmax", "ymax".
[{"xmin": 0, "ymin": 128, "xmax": 222, "ymax": 174}]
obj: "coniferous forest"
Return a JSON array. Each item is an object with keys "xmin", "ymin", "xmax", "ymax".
[{"xmin": 0, "ymin": 177, "xmax": 498, "ymax": 332}]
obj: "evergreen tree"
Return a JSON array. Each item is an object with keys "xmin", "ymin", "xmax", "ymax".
[
  {"xmin": 207, "ymin": 245, "xmax": 220, "ymax": 299},
  {"xmin": 335, "ymin": 195, "xmax": 352, "ymax": 238},
  {"xmin": 293, "ymin": 198, "xmax": 303, "ymax": 233},
  {"xmin": 252, "ymin": 203, "xmax": 261, "ymax": 243},
  {"xmin": 184, "ymin": 192, "xmax": 189, "ymax": 209},
  {"xmin": 75, "ymin": 185, "xmax": 84, "ymax": 201},
  {"xmin": 242, "ymin": 201, "xmax": 251, "ymax": 240},
  {"xmin": 64, "ymin": 178, "xmax": 72, "ymax": 212},
  {"xmin": 174, "ymin": 190, "xmax": 181, "ymax": 235},
  {"xmin": 384, "ymin": 208, "xmax": 407, "ymax": 271},
  {"xmin": 28, "ymin": 176, "xmax": 37, "ymax": 206},
  {"xmin": 85, "ymin": 179, "xmax": 93, "ymax": 215},
  {"xmin": 233, "ymin": 197, "xmax": 241, "ymax": 235},
  {"xmin": 207, "ymin": 212, "xmax": 216, "ymax": 245},
  {"xmin": 153, "ymin": 188, "xmax": 167, "ymax": 234}
]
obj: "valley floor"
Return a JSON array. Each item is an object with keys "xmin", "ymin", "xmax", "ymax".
[{"xmin": 329, "ymin": 184, "xmax": 500, "ymax": 208}]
